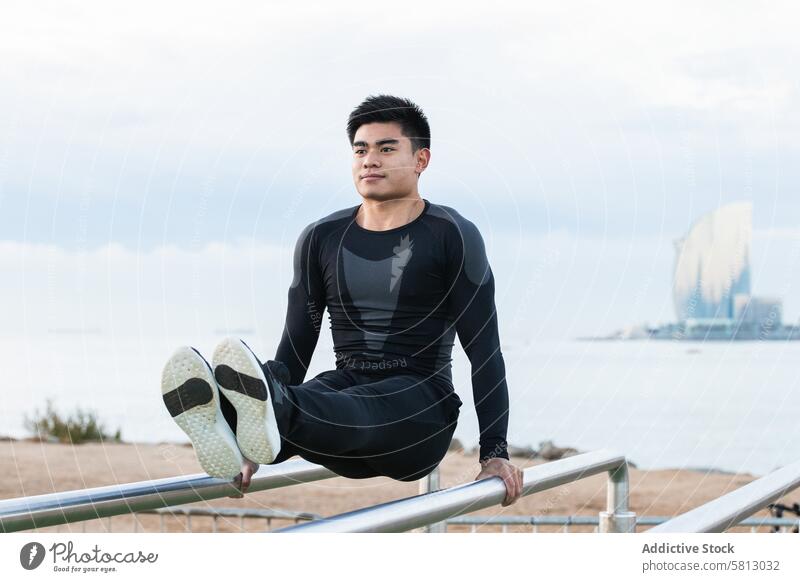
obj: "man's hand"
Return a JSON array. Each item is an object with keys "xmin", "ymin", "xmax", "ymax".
[
  {"xmin": 229, "ymin": 456, "xmax": 260, "ymax": 499},
  {"xmin": 475, "ymin": 458, "xmax": 524, "ymax": 506}
]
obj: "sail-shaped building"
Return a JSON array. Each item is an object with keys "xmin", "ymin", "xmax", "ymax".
[
  {"xmin": 638, "ymin": 201, "xmax": 797, "ymax": 340},
  {"xmin": 672, "ymin": 202, "xmax": 752, "ymax": 322},
  {"xmin": 599, "ymin": 201, "xmax": 798, "ymax": 340}
]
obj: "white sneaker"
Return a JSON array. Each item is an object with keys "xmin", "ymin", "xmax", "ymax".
[
  {"xmin": 211, "ymin": 337, "xmax": 283, "ymax": 464},
  {"xmin": 161, "ymin": 346, "xmax": 244, "ymax": 479}
]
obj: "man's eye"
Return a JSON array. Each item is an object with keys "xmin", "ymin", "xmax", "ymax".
[{"xmin": 382, "ymin": 147, "xmax": 394, "ymax": 152}]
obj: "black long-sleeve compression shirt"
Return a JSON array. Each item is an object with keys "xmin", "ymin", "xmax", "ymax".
[{"xmin": 274, "ymin": 198, "xmax": 510, "ymax": 463}]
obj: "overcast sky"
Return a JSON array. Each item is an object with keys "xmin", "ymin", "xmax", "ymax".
[{"xmin": 2, "ymin": 0, "xmax": 799, "ymax": 339}]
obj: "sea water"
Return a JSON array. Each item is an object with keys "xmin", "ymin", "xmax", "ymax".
[{"xmin": 1, "ymin": 331, "xmax": 798, "ymax": 477}]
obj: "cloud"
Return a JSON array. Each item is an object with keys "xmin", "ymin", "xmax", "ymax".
[{"xmin": 2, "ymin": 1, "xmax": 800, "ymax": 332}]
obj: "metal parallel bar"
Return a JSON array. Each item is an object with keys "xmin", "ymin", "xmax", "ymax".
[
  {"xmin": 0, "ymin": 459, "xmax": 337, "ymax": 533},
  {"xmin": 273, "ymin": 449, "xmax": 629, "ymax": 533},
  {"xmin": 648, "ymin": 459, "xmax": 800, "ymax": 533}
]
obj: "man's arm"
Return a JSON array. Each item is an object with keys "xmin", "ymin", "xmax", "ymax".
[
  {"xmin": 445, "ymin": 217, "xmax": 510, "ymax": 464},
  {"xmin": 274, "ymin": 222, "xmax": 327, "ymax": 386}
]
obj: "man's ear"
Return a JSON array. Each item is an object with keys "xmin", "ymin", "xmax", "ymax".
[{"xmin": 415, "ymin": 148, "xmax": 431, "ymax": 175}]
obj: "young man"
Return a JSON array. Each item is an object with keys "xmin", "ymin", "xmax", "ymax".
[{"xmin": 161, "ymin": 94, "xmax": 523, "ymax": 506}]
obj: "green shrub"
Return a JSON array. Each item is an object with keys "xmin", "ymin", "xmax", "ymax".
[{"xmin": 24, "ymin": 399, "xmax": 122, "ymax": 444}]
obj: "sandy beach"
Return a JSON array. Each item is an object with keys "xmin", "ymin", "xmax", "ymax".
[{"xmin": 1, "ymin": 440, "xmax": 795, "ymax": 533}]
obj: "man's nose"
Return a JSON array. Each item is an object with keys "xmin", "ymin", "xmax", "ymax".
[{"xmin": 362, "ymin": 151, "xmax": 381, "ymax": 167}]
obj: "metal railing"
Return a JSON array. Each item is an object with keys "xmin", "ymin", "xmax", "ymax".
[
  {"xmin": 446, "ymin": 515, "xmax": 799, "ymax": 533},
  {"xmin": 0, "ymin": 459, "xmax": 336, "ymax": 533},
  {"xmin": 272, "ymin": 449, "xmax": 634, "ymax": 533},
  {"xmin": 138, "ymin": 506, "xmax": 321, "ymax": 532},
  {"xmin": 43, "ymin": 510, "xmax": 799, "ymax": 533},
  {"xmin": 115, "ymin": 510, "xmax": 795, "ymax": 533},
  {"xmin": 648, "ymin": 458, "xmax": 800, "ymax": 533}
]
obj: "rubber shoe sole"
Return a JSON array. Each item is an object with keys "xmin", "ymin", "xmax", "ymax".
[
  {"xmin": 212, "ymin": 337, "xmax": 282, "ymax": 464},
  {"xmin": 161, "ymin": 346, "xmax": 244, "ymax": 479}
]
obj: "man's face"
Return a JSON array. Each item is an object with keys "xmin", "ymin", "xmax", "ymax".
[{"xmin": 351, "ymin": 121, "xmax": 429, "ymax": 201}]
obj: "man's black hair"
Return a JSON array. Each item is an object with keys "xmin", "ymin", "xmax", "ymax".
[{"xmin": 346, "ymin": 94, "xmax": 431, "ymax": 153}]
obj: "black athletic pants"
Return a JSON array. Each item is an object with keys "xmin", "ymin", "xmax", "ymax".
[{"xmin": 220, "ymin": 367, "xmax": 463, "ymax": 482}]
